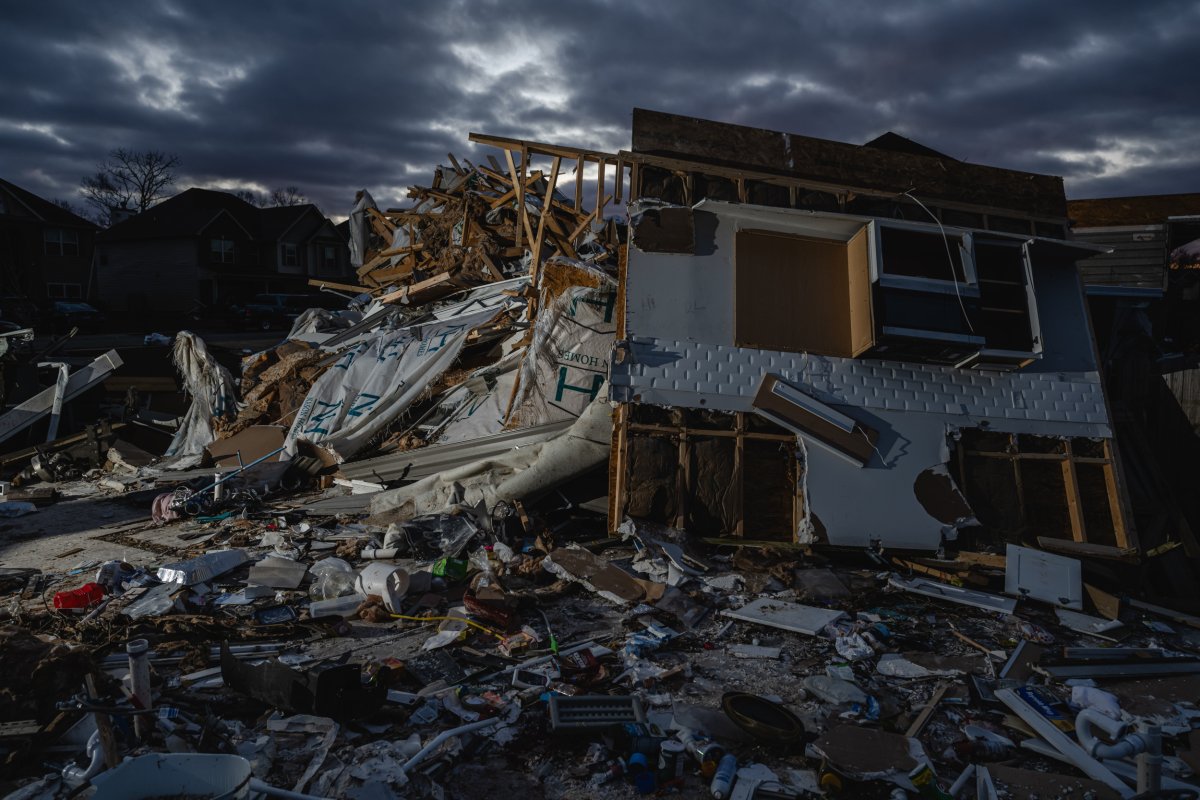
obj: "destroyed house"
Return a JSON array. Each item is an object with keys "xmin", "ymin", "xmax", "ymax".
[{"xmin": 595, "ymin": 110, "xmax": 1132, "ymax": 555}]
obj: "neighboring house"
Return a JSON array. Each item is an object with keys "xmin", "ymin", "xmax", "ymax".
[
  {"xmin": 1068, "ymin": 193, "xmax": 1200, "ymax": 295},
  {"xmin": 95, "ymin": 188, "xmax": 350, "ymax": 315},
  {"xmin": 0, "ymin": 178, "xmax": 98, "ymax": 322},
  {"xmin": 601, "ymin": 109, "xmax": 1133, "ymax": 559}
]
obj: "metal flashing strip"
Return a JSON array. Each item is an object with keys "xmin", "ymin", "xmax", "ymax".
[
  {"xmin": 1037, "ymin": 660, "xmax": 1200, "ymax": 680},
  {"xmin": 889, "ymin": 575, "xmax": 1017, "ymax": 615},
  {"xmin": 0, "ymin": 349, "xmax": 124, "ymax": 445},
  {"xmin": 340, "ymin": 420, "xmax": 573, "ymax": 484}
]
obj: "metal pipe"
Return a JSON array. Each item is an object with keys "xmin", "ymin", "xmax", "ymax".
[
  {"xmin": 401, "ymin": 718, "xmax": 501, "ymax": 774},
  {"xmin": 127, "ymin": 639, "xmax": 153, "ymax": 740}
]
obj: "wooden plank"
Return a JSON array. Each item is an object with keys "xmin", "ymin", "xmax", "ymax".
[
  {"xmin": 733, "ymin": 412, "xmax": 745, "ymax": 537},
  {"xmin": 956, "ymin": 551, "xmax": 1007, "ymax": 569},
  {"xmin": 1100, "ymin": 440, "xmax": 1131, "ymax": 549},
  {"xmin": 596, "ymin": 158, "xmax": 606, "ymax": 216},
  {"xmin": 1035, "ymin": 537, "xmax": 1139, "ymax": 560},
  {"xmin": 628, "ymin": 422, "xmax": 793, "ymax": 441},
  {"xmin": 487, "ymin": 170, "xmax": 544, "ymax": 209},
  {"xmin": 906, "ymin": 682, "xmax": 952, "ymax": 738},
  {"xmin": 503, "ymin": 148, "xmax": 525, "ymax": 249},
  {"xmin": 566, "ymin": 207, "xmax": 598, "ymax": 247},
  {"xmin": 377, "ymin": 242, "xmax": 425, "ymax": 258},
  {"xmin": 1060, "ymin": 442, "xmax": 1087, "ymax": 543},
  {"xmin": 85, "ymin": 674, "xmax": 120, "ymax": 769},
  {"xmin": 447, "ymin": 151, "xmax": 464, "ymax": 175},
  {"xmin": 531, "ymin": 156, "xmax": 562, "ymax": 286},
  {"xmin": 574, "ymin": 155, "xmax": 585, "ymax": 212},
  {"xmin": 615, "ymin": 157, "xmax": 624, "ymax": 203},
  {"xmin": 676, "ymin": 428, "xmax": 689, "ymax": 530},
  {"xmin": 468, "ymin": 131, "xmax": 617, "ymax": 163},
  {"xmin": 609, "ymin": 404, "xmax": 629, "ymax": 536},
  {"xmin": 306, "ymin": 278, "xmax": 372, "ymax": 294}
]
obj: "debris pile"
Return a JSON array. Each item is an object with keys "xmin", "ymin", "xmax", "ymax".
[{"xmin": 2, "ymin": 111, "xmax": 1199, "ymax": 799}]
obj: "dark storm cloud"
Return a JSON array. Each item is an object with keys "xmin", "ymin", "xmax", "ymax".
[{"xmin": 1, "ymin": 0, "xmax": 1198, "ymax": 218}]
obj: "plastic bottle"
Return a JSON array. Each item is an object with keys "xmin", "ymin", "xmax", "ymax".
[
  {"xmin": 710, "ymin": 753, "xmax": 737, "ymax": 799},
  {"xmin": 309, "ymin": 592, "xmax": 367, "ymax": 618},
  {"xmin": 53, "ymin": 583, "xmax": 106, "ymax": 611}
]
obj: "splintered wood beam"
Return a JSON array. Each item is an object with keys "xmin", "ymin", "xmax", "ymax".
[
  {"xmin": 447, "ymin": 152, "xmax": 464, "ymax": 175},
  {"xmin": 477, "ymin": 252, "xmax": 504, "ymax": 281},
  {"xmin": 615, "ymin": 157, "xmax": 624, "ymax": 203},
  {"xmin": 1061, "ymin": 441, "xmax": 1087, "ymax": 543},
  {"xmin": 575, "ymin": 155, "xmax": 584, "ymax": 212},
  {"xmin": 487, "ymin": 171, "xmax": 544, "ymax": 210},
  {"xmin": 566, "ymin": 208, "xmax": 598, "ymax": 246},
  {"xmin": 530, "ymin": 156, "xmax": 561, "ymax": 308},
  {"xmin": 503, "ymin": 148, "xmax": 525, "ymax": 249},
  {"xmin": 596, "ymin": 159, "xmax": 606, "ymax": 215},
  {"xmin": 306, "ymin": 279, "xmax": 372, "ymax": 294},
  {"xmin": 487, "ymin": 154, "xmax": 503, "ymax": 173},
  {"xmin": 366, "ymin": 207, "xmax": 397, "ymax": 233},
  {"xmin": 377, "ymin": 242, "xmax": 425, "ymax": 258}
]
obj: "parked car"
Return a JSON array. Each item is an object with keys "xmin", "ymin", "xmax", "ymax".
[
  {"xmin": 235, "ymin": 294, "xmax": 318, "ymax": 331},
  {"xmin": 46, "ymin": 301, "xmax": 106, "ymax": 334}
]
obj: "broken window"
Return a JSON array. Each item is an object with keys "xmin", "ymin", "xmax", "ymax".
[
  {"xmin": 611, "ymin": 404, "xmax": 802, "ymax": 541},
  {"xmin": 964, "ymin": 238, "xmax": 1041, "ymax": 363},
  {"xmin": 734, "ymin": 227, "xmax": 872, "ymax": 358},
  {"xmin": 954, "ymin": 430, "xmax": 1134, "ymax": 556}
]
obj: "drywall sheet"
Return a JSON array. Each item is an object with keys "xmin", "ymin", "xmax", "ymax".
[
  {"xmin": 1004, "ymin": 544, "xmax": 1083, "ymax": 609},
  {"xmin": 507, "ymin": 278, "xmax": 617, "ymax": 427},
  {"xmin": 287, "ymin": 307, "xmax": 500, "ymax": 461},
  {"xmin": 721, "ymin": 597, "xmax": 847, "ymax": 635}
]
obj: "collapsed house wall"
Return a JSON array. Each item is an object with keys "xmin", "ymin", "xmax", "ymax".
[{"xmin": 611, "ymin": 200, "xmax": 1118, "ymax": 550}]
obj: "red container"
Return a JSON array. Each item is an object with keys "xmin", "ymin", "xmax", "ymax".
[{"xmin": 53, "ymin": 582, "xmax": 106, "ymax": 611}]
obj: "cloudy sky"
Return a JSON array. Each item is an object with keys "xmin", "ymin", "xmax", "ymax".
[{"xmin": 1, "ymin": 0, "xmax": 1198, "ymax": 220}]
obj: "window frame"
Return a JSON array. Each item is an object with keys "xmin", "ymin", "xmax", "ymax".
[
  {"xmin": 282, "ymin": 242, "xmax": 299, "ymax": 267},
  {"xmin": 43, "ymin": 228, "xmax": 80, "ymax": 257},
  {"xmin": 210, "ymin": 237, "xmax": 235, "ymax": 264}
]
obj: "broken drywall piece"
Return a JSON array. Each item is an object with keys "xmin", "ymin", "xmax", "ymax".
[
  {"xmin": 541, "ymin": 547, "xmax": 652, "ymax": 605},
  {"xmin": 1054, "ymin": 608, "xmax": 1126, "ymax": 640},
  {"xmin": 1004, "ymin": 545, "xmax": 1083, "ymax": 609},
  {"xmin": 728, "ymin": 644, "xmax": 782, "ymax": 660},
  {"xmin": 913, "ymin": 464, "xmax": 976, "ymax": 526},
  {"xmin": 721, "ymin": 597, "xmax": 847, "ymax": 635},
  {"xmin": 889, "ymin": 574, "xmax": 1016, "ymax": 614}
]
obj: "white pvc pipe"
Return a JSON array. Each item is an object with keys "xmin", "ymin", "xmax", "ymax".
[
  {"xmin": 401, "ymin": 718, "xmax": 501, "ymax": 773},
  {"xmin": 1076, "ymin": 708, "xmax": 1147, "ymax": 761},
  {"xmin": 61, "ymin": 730, "xmax": 104, "ymax": 786}
]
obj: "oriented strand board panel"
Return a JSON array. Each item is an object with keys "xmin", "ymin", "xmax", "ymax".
[{"xmin": 735, "ymin": 229, "xmax": 853, "ymax": 356}]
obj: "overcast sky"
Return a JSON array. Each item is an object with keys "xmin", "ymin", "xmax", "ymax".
[{"xmin": 1, "ymin": 0, "xmax": 1198, "ymax": 220}]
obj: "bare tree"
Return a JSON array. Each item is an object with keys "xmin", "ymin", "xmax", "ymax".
[
  {"xmin": 81, "ymin": 148, "xmax": 180, "ymax": 224},
  {"xmin": 269, "ymin": 186, "xmax": 308, "ymax": 207},
  {"xmin": 229, "ymin": 186, "xmax": 308, "ymax": 208}
]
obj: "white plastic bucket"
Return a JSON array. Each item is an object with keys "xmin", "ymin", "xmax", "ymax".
[
  {"xmin": 355, "ymin": 563, "xmax": 410, "ymax": 612},
  {"xmin": 90, "ymin": 753, "xmax": 252, "ymax": 799}
]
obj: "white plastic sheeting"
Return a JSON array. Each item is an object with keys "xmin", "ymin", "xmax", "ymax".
[
  {"xmin": 166, "ymin": 332, "xmax": 239, "ymax": 458},
  {"xmin": 507, "ymin": 269, "xmax": 617, "ymax": 428},
  {"xmin": 348, "ymin": 190, "xmax": 377, "ymax": 268},
  {"xmin": 287, "ymin": 307, "xmax": 503, "ymax": 461},
  {"xmin": 369, "ymin": 398, "xmax": 613, "ymax": 519}
]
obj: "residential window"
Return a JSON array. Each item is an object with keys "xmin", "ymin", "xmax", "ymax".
[
  {"xmin": 322, "ymin": 245, "xmax": 337, "ymax": 271},
  {"xmin": 282, "ymin": 243, "xmax": 299, "ymax": 267},
  {"xmin": 44, "ymin": 228, "xmax": 80, "ymax": 257},
  {"xmin": 46, "ymin": 282, "xmax": 83, "ymax": 299},
  {"xmin": 211, "ymin": 237, "xmax": 235, "ymax": 263}
]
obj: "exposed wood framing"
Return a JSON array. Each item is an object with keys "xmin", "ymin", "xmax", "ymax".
[{"xmin": 957, "ymin": 432, "xmax": 1134, "ymax": 554}]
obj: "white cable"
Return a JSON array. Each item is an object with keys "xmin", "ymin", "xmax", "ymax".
[{"xmin": 902, "ymin": 190, "xmax": 974, "ymax": 333}]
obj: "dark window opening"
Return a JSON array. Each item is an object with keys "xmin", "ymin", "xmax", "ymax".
[{"xmin": 879, "ymin": 226, "xmax": 966, "ymax": 283}]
